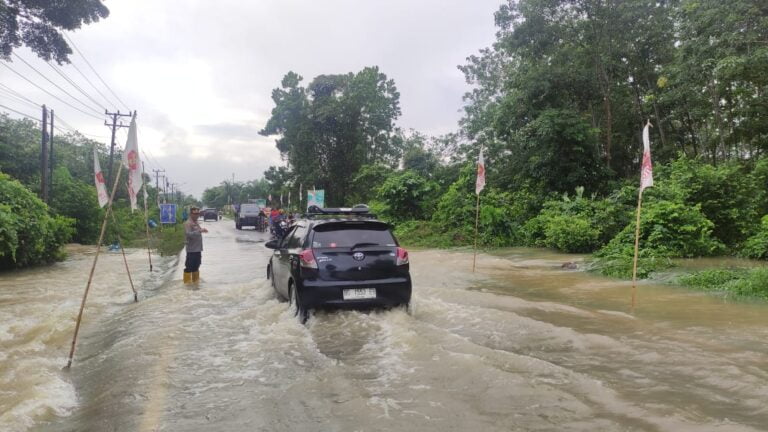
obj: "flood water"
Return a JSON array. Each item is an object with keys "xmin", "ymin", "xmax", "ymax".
[{"xmin": 1, "ymin": 220, "xmax": 767, "ymax": 431}]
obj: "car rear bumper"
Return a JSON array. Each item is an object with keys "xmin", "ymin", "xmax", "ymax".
[
  {"xmin": 238, "ymin": 216, "xmax": 260, "ymax": 226},
  {"xmin": 298, "ymin": 277, "xmax": 411, "ymax": 310}
]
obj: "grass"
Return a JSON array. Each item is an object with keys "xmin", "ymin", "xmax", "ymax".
[
  {"xmin": 125, "ymin": 225, "xmax": 185, "ymax": 257},
  {"xmin": 677, "ymin": 267, "xmax": 768, "ymax": 300},
  {"xmin": 393, "ymin": 220, "xmax": 469, "ymax": 249}
]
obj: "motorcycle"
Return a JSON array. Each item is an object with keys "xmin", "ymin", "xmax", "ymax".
[{"xmin": 272, "ymin": 219, "xmax": 289, "ymax": 241}]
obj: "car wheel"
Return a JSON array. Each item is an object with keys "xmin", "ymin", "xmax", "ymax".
[
  {"xmin": 403, "ymin": 302, "xmax": 412, "ymax": 316},
  {"xmin": 236, "ymin": 222, "xmax": 241, "ymax": 230},
  {"xmin": 288, "ymin": 282, "xmax": 308, "ymax": 324},
  {"xmin": 268, "ymin": 265, "xmax": 282, "ymax": 300}
]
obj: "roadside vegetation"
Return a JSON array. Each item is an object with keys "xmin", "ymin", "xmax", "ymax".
[
  {"xmin": 0, "ymin": 114, "xmax": 196, "ymax": 268},
  {"xmin": 3, "ymin": 0, "xmax": 768, "ymax": 301}
]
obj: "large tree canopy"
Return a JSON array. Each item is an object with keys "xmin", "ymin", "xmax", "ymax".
[
  {"xmin": 0, "ymin": 0, "xmax": 109, "ymax": 63},
  {"xmin": 460, "ymin": 0, "xmax": 768, "ymax": 193},
  {"xmin": 260, "ymin": 67, "xmax": 402, "ymax": 205}
]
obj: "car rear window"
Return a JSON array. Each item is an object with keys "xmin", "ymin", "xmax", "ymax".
[{"xmin": 311, "ymin": 222, "xmax": 396, "ymax": 248}]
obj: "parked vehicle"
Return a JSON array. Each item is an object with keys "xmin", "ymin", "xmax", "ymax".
[
  {"xmin": 265, "ymin": 206, "xmax": 411, "ymax": 323},
  {"xmin": 235, "ymin": 203, "xmax": 262, "ymax": 229}
]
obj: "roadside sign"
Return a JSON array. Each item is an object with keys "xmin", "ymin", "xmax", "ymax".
[
  {"xmin": 307, "ymin": 189, "xmax": 325, "ymax": 209},
  {"xmin": 160, "ymin": 203, "xmax": 176, "ymax": 224},
  {"xmin": 255, "ymin": 198, "xmax": 267, "ymax": 208}
]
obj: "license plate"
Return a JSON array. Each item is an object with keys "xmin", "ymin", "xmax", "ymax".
[{"xmin": 342, "ymin": 288, "xmax": 376, "ymax": 300}]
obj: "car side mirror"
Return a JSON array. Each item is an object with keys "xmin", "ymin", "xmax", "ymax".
[{"xmin": 265, "ymin": 240, "xmax": 278, "ymax": 249}]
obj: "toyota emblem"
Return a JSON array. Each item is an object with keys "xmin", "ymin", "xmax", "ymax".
[{"xmin": 353, "ymin": 252, "xmax": 365, "ymax": 261}]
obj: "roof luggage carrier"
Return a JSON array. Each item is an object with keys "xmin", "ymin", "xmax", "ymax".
[{"xmin": 304, "ymin": 205, "xmax": 377, "ymax": 219}]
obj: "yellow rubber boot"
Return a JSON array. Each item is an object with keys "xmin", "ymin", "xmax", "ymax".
[
  {"xmin": 183, "ymin": 272, "xmax": 192, "ymax": 284},
  {"xmin": 192, "ymin": 271, "xmax": 200, "ymax": 283}
]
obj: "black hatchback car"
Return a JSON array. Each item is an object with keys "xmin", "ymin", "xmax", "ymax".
[{"xmin": 265, "ymin": 207, "xmax": 411, "ymax": 323}]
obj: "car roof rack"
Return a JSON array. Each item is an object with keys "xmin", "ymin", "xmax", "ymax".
[{"xmin": 303, "ymin": 205, "xmax": 377, "ymax": 219}]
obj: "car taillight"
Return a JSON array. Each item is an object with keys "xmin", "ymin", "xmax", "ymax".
[
  {"xmin": 299, "ymin": 249, "xmax": 318, "ymax": 269},
  {"xmin": 396, "ymin": 247, "xmax": 409, "ymax": 266}
]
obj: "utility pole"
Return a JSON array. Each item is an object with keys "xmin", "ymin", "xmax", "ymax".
[
  {"xmin": 153, "ymin": 169, "xmax": 165, "ymax": 206},
  {"xmin": 104, "ymin": 110, "xmax": 132, "ymax": 190},
  {"xmin": 40, "ymin": 105, "xmax": 48, "ymax": 203},
  {"xmin": 49, "ymin": 109, "xmax": 54, "ymax": 201},
  {"xmin": 163, "ymin": 176, "xmax": 169, "ymax": 203}
]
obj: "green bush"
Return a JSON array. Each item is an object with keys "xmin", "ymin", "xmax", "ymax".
[
  {"xmin": 654, "ymin": 157, "xmax": 761, "ymax": 248},
  {"xmin": 377, "ymin": 170, "xmax": 438, "ymax": 221},
  {"xmin": 523, "ymin": 188, "xmax": 632, "ymax": 253},
  {"xmin": 592, "ymin": 199, "xmax": 723, "ymax": 278},
  {"xmin": 542, "ymin": 215, "xmax": 600, "ymax": 253},
  {"xmin": 600, "ymin": 200, "xmax": 724, "ymax": 259},
  {"xmin": 740, "ymin": 215, "xmax": 768, "ymax": 259},
  {"xmin": 0, "ymin": 172, "xmax": 74, "ymax": 268},
  {"xmin": 49, "ymin": 167, "xmax": 102, "ymax": 244},
  {"xmin": 590, "ymin": 245, "xmax": 674, "ymax": 279},
  {"xmin": 431, "ymin": 164, "xmax": 545, "ymax": 247},
  {"xmin": 393, "ymin": 220, "xmax": 458, "ymax": 248},
  {"xmin": 678, "ymin": 268, "xmax": 768, "ymax": 300}
]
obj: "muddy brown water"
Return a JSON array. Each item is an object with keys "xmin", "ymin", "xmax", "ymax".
[{"xmin": 1, "ymin": 221, "xmax": 767, "ymax": 431}]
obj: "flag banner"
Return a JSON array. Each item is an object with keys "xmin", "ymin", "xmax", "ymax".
[
  {"xmin": 268, "ymin": 194, "xmax": 272, "ymax": 202},
  {"xmin": 122, "ymin": 115, "xmax": 142, "ymax": 211},
  {"xmin": 93, "ymin": 148, "xmax": 109, "ymax": 207},
  {"xmin": 280, "ymin": 193, "xmax": 283, "ymax": 206},
  {"xmin": 641, "ymin": 123, "xmax": 654, "ymax": 190},
  {"xmin": 475, "ymin": 148, "xmax": 486, "ymax": 195},
  {"xmin": 307, "ymin": 189, "xmax": 325, "ymax": 210}
]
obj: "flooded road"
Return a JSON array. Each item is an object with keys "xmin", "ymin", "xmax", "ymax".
[{"xmin": 2, "ymin": 220, "xmax": 768, "ymax": 431}]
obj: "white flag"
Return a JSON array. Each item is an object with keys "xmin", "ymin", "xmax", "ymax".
[
  {"xmin": 641, "ymin": 123, "xmax": 654, "ymax": 190},
  {"xmin": 122, "ymin": 115, "xmax": 142, "ymax": 211},
  {"xmin": 475, "ymin": 148, "xmax": 486, "ymax": 195},
  {"xmin": 93, "ymin": 148, "xmax": 109, "ymax": 207}
]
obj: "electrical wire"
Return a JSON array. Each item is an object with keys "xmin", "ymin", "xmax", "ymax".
[
  {"xmin": 0, "ymin": 103, "xmax": 40, "ymax": 122},
  {"xmin": 64, "ymin": 34, "xmax": 130, "ymax": 112},
  {"xmin": 0, "ymin": 88, "xmax": 40, "ymax": 110},
  {"xmin": 1, "ymin": 62, "xmax": 104, "ymax": 120},
  {"xmin": 0, "ymin": 83, "xmax": 41, "ymax": 106},
  {"xmin": 46, "ymin": 61, "xmax": 106, "ymax": 112},
  {"xmin": 11, "ymin": 53, "xmax": 104, "ymax": 116},
  {"xmin": 67, "ymin": 59, "xmax": 117, "ymax": 109}
]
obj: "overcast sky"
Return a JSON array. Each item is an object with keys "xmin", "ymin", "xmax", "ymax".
[{"xmin": 1, "ymin": 0, "xmax": 501, "ymax": 198}]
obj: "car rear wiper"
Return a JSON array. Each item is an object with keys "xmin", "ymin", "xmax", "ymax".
[{"xmin": 350, "ymin": 242, "xmax": 379, "ymax": 249}]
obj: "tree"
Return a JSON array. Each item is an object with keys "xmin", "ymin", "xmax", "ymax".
[
  {"xmin": 260, "ymin": 67, "xmax": 402, "ymax": 205},
  {"xmin": 0, "ymin": 0, "xmax": 110, "ymax": 63}
]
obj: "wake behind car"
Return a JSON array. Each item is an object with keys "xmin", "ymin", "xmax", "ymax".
[{"xmin": 265, "ymin": 206, "xmax": 411, "ymax": 323}]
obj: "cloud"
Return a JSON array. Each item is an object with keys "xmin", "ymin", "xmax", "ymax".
[
  {"xmin": 194, "ymin": 122, "xmax": 263, "ymax": 141},
  {"xmin": 1, "ymin": 0, "xmax": 501, "ymax": 199}
]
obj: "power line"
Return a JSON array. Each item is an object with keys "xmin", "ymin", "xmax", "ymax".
[
  {"xmin": 67, "ymin": 59, "xmax": 117, "ymax": 109},
  {"xmin": 0, "ymin": 103, "xmax": 40, "ymax": 122},
  {"xmin": 0, "ymin": 87, "xmax": 40, "ymax": 110},
  {"xmin": 0, "ymin": 83, "xmax": 41, "ymax": 106},
  {"xmin": 11, "ymin": 53, "xmax": 104, "ymax": 116},
  {"xmin": 1, "ymin": 62, "xmax": 103, "ymax": 120},
  {"xmin": 46, "ymin": 61, "xmax": 107, "ymax": 112},
  {"xmin": 64, "ymin": 34, "xmax": 130, "ymax": 112}
]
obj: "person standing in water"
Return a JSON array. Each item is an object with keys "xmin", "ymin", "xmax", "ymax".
[{"xmin": 183, "ymin": 207, "xmax": 208, "ymax": 283}]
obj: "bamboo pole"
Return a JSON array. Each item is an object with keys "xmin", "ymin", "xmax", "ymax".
[
  {"xmin": 65, "ymin": 162, "xmax": 124, "ymax": 369},
  {"xmin": 108, "ymin": 208, "xmax": 138, "ymax": 302},
  {"xmin": 630, "ymin": 189, "xmax": 644, "ymax": 310},
  {"xmin": 472, "ymin": 192, "xmax": 481, "ymax": 273}
]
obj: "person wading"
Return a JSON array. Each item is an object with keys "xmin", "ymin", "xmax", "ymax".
[{"xmin": 184, "ymin": 207, "xmax": 208, "ymax": 283}]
